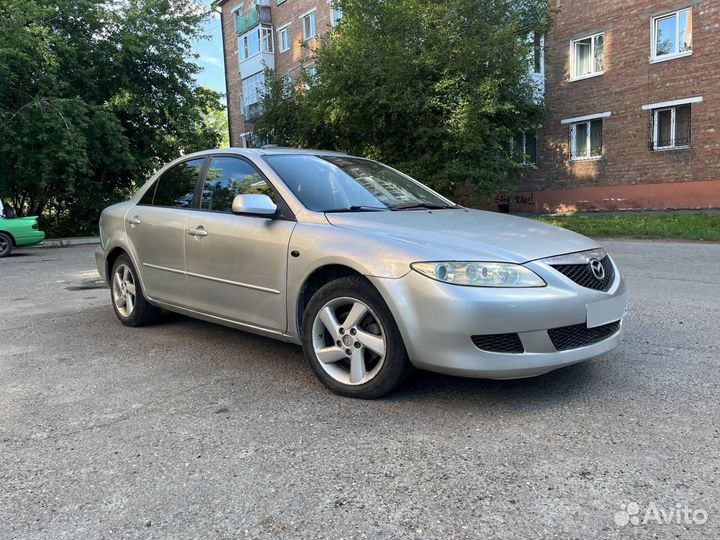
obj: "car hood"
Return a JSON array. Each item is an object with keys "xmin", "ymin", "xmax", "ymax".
[{"xmin": 325, "ymin": 209, "xmax": 599, "ymax": 263}]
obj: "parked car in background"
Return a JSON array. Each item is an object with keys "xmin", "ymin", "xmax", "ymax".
[
  {"xmin": 96, "ymin": 148, "xmax": 627, "ymax": 398},
  {"xmin": 0, "ymin": 200, "xmax": 45, "ymax": 257}
]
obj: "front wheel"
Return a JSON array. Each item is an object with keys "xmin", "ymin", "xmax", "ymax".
[
  {"xmin": 301, "ymin": 276, "xmax": 411, "ymax": 399},
  {"xmin": 110, "ymin": 254, "xmax": 160, "ymax": 327},
  {"xmin": 0, "ymin": 232, "xmax": 13, "ymax": 258}
]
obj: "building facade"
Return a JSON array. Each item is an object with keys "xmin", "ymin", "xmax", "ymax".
[
  {"xmin": 514, "ymin": 0, "xmax": 720, "ymax": 211},
  {"xmin": 218, "ymin": 0, "xmax": 720, "ymax": 211},
  {"xmin": 217, "ymin": 0, "xmax": 339, "ymax": 148}
]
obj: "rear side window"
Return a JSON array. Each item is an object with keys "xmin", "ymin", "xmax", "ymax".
[
  {"xmin": 200, "ymin": 157, "xmax": 277, "ymax": 213},
  {"xmin": 142, "ymin": 158, "xmax": 205, "ymax": 207}
]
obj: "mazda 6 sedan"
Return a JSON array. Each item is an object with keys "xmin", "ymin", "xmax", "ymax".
[{"xmin": 96, "ymin": 148, "xmax": 627, "ymax": 398}]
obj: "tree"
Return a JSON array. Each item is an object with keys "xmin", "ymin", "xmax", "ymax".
[
  {"xmin": 254, "ymin": 0, "xmax": 552, "ymax": 198},
  {"xmin": 0, "ymin": 0, "xmax": 225, "ymax": 234}
]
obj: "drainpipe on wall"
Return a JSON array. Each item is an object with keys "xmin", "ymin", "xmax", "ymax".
[{"xmin": 214, "ymin": 1, "xmax": 235, "ymax": 147}]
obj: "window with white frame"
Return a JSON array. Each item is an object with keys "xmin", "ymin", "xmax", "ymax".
[
  {"xmin": 652, "ymin": 8, "xmax": 692, "ymax": 61},
  {"xmin": 278, "ymin": 23, "xmax": 291, "ymax": 52},
  {"xmin": 571, "ymin": 33, "xmax": 604, "ymax": 79},
  {"xmin": 242, "ymin": 72, "xmax": 265, "ymax": 108},
  {"xmin": 512, "ymin": 131, "xmax": 537, "ymax": 165},
  {"xmin": 569, "ymin": 119, "xmax": 603, "ymax": 160},
  {"xmin": 302, "ymin": 10, "xmax": 317, "ymax": 40},
  {"xmin": 331, "ymin": 5, "xmax": 343, "ymax": 27},
  {"xmin": 239, "ymin": 25, "xmax": 273, "ymax": 62},
  {"xmin": 652, "ymin": 104, "xmax": 691, "ymax": 150}
]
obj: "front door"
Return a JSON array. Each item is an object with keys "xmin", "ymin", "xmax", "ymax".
[
  {"xmin": 184, "ymin": 156, "xmax": 295, "ymax": 332},
  {"xmin": 126, "ymin": 158, "xmax": 205, "ymax": 306}
]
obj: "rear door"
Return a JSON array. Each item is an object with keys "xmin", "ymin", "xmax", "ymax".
[
  {"xmin": 126, "ymin": 158, "xmax": 206, "ymax": 306},
  {"xmin": 184, "ymin": 155, "xmax": 296, "ymax": 331}
]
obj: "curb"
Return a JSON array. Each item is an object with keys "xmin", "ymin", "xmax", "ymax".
[{"xmin": 35, "ymin": 237, "xmax": 100, "ymax": 248}]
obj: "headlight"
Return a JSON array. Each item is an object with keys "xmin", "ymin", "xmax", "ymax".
[{"xmin": 411, "ymin": 262, "xmax": 546, "ymax": 287}]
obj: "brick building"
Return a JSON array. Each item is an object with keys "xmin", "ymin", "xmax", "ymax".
[
  {"xmin": 217, "ymin": 0, "xmax": 720, "ymax": 211},
  {"xmin": 216, "ymin": 0, "xmax": 339, "ymax": 148},
  {"xmin": 514, "ymin": 0, "xmax": 720, "ymax": 211}
]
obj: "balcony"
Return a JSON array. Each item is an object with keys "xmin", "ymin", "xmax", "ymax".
[
  {"xmin": 235, "ymin": 4, "xmax": 271, "ymax": 35},
  {"xmin": 243, "ymin": 100, "xmax": 264, "ymax": 122}
]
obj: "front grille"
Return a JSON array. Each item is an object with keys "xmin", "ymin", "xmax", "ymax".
[
  {"xmin": 472, "ymin": 333, "xmax": 524, "ymax": 353},
  {"xmin": 551, "ymin": 256, "xmax": 614, "ymax": 292},
  {"xmin": 548, "ymin": 321, "xmax": 620, "ymax": 351}
]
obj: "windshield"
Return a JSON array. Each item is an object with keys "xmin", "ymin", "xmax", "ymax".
[{"xmin": 263, "ymin": 155, "xmax": 456, "ymax": 212}]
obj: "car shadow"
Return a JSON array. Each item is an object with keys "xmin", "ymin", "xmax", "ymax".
[{"xmin": 96, "ymin": 308, "xmax": 620, "ymax": 410}]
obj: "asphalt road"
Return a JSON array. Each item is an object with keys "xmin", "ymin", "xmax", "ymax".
[{"xmin": 1, "ymin": 241, "xmax": 718, "ymax": 539}]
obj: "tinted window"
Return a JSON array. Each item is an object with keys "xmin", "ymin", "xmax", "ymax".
[
  {"xmin": 151, "ymin": 159, "xmax": 205, "ymax": 208},
  {"xmin": 201, "ymin": 157, "xmax": 277, "ymax": 213}
]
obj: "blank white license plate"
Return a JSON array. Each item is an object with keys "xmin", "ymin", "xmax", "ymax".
[{"xmin": 586, "ymin": 294, "xmax": 627, "ymax": 328}]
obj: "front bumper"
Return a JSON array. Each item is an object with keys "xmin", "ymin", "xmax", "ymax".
[{"xmin": 369, "ymin": 257, "xmax": 627, "ymax": 379}]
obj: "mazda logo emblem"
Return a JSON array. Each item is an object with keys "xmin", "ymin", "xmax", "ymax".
[{"xmin": 588, "ymin": 258, "xmax": 605, "ymax": 280}]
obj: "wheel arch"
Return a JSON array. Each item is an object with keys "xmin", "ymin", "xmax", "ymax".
[
  {"xmin": 295, "ymin": 264, "xmax": 365, "ymax": 337},
  {"xmin": 0, "ymin": 230, "xmax": 17, "ymax": 246}
]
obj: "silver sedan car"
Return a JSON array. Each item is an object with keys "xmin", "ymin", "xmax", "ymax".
[{"xmin": 96, "ymin": 148, "xmax": 627, "ymax": 398}]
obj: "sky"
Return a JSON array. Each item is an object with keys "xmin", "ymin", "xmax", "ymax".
[{"xmin": 192, "ymin": 1, "xmax": 227, "ymax": 102}]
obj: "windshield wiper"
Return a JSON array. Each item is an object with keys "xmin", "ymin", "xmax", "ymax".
[
  {"xmin": 324, "ymin": 205, "xmax": 389, "ymax": 213},
  {"xmin": 391, "ymin": 202, "xmax": 456, "ymax": 211}
]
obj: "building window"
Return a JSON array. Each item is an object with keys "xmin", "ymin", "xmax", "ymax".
[
  {"xmin": 571, "ymin": 33, "xmax": 604, "ymax": 80},
  {"xmin": 512, "ymin": 132, "xmax": 537, "ymax": 165},
  {"xmin": 278, "ymin": 24, "xmax": 291, "ymax": 52},
  {"xmin": 242, "ymin": 71, "xmax": 265, "ymax": 111},
  {"xmin": 570, "ymin": 119, "xmax": 603, "ymax": 160},
  {"xmin": 652, "ymin": 8, "xmax": 692, "ymax": 62},
  {"xmin": 302, "ymin": 10, "xmax": 317, "ymax": 40},
  {"xmin": 331, "ymin": 5, "xmax": 343, "ymax": 27},
  {"xmin": 652, "ymin": 104, "xmax": 691, "ymax": 150},
  {"xmin": 239, "ymin": 24, "xmax": 273, "ymax": 62}
]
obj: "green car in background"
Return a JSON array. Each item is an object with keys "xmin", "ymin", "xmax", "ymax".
[{"xmin": 0, "ymin": 200, "xmax": 45, "ymax": 257}]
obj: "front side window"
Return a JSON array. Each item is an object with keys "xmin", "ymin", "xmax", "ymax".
[
  {"xmin": 264, "ymin": 155, "xmax": 455, "ymax": 212},
  {"xmin": 278, "ymin": 24, "xmax": 291, "ymax": 52},
  {"xmin": 652, "ymin": 104, "xmax": 691, "ymax": 150},
  {"xmin": 653, "ymin": 8, "xmax": 692, "ymax": 61},
  {"xmin": 571, "ymin": 33, "xmax": 604, "ymax": 79},
  {"xmin": 201, "ymin": 157, "xmax": 277, "ymax": 213},
  {"xmin": 570, "ymin": 119, "xmax": 603, "ymax": 160},
  {"xmin": 302, "ymin": 11, "xmax": 317, "ymax": 40},
  {"xmin": 144, "ymin": 159, "xmax": 205, "ymax": 208}
]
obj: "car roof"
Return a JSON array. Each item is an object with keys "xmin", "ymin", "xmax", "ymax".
[{"xmin": 181, "ymin": 147, "xmax": 350, "ymax": 161}]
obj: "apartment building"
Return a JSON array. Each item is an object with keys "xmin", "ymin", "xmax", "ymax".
[
  {"xmin": 217, "ymin": 0, "xmax": 339, "ymax": 147},
  {"xmin": 512, "ymin": 0, "xmax": 720, "ymax": 211},
  {"xmin": 217, "ymin": 0, "xmax": 720, "ymax": 211}
]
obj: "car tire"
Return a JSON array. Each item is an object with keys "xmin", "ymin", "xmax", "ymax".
[
  {"xmin": 110, "ymin": 254, "xmax": 160, "ymax": 327},
  {"xmin": 302, "ymin": 275, "xmax": 412, "ymax": 399},
  {"xmin": 0, "ymin": 232, "xmax": 12, "ymax": 258}
]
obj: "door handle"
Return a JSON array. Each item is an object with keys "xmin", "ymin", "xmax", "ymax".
[
  {"xmin": 127, "ymin": 216, "xmax": 141, "ymax": 226},
  {"xmin": 187, "ymin": 226, "xmax": 208, "ymax": 237}
]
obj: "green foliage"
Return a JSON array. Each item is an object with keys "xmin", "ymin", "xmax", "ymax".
[
  {"xmin": 254, "ymin": 0, "xmax": 552, "ymax": 197},
  {"xmin": 0, "ymin": 0, "xmax": 226, "ymax": 235}
]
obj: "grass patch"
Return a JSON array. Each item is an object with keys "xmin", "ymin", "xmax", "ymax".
[{"xmin": 532, "ymin": 212, "xmax": 720, "ymax": 241}]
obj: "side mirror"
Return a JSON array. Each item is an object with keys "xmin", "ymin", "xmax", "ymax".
[{"xmin": 232, "ymin": 194, "xmax": 277, "ymax": 216}]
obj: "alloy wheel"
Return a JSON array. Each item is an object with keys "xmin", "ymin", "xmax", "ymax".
[
  {"xmin": 112, "ymin": 263, "xmax": 137, "ymax": 318},
  {"xmin": 311, "ymin": 297, "xmax": 386, "ymax": 385},
  {"xmin": 0, "ymin": 236, "xmax": 9, "ymax": 256}
]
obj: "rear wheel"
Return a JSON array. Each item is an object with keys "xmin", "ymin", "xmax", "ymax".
[
  {"xmin": 302, "ymin": 276, "xmax": 411, "ymax": 399},
  {"xmin": 0, "ymin": 233, "xmax": 12, "ymax": 258},
  {"xmin": 111, "ymin": 254, "xmax": 160, "ymax": 327}
]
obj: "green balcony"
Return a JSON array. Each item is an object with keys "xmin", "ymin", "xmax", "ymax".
[{"xmin": 235, "ymin": 5, "xmax": 271, "ymax": 35}]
